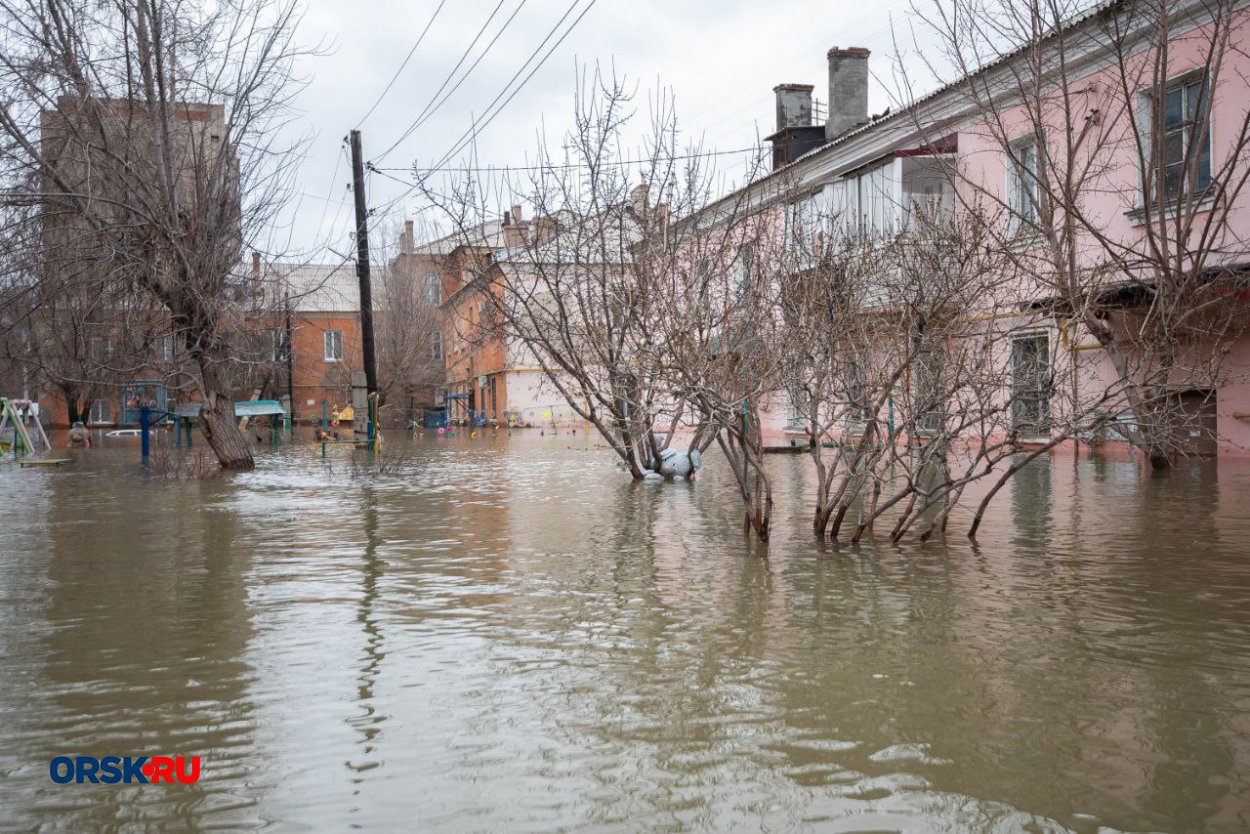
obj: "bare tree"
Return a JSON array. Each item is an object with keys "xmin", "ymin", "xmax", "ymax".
[
  {"xmin": 375, "ymin": 225, "xmax": 444, "ymax": 428},
  {"xmin": 658, "ymin": 204, "xmax": 787, "ymax": 540},
  {"xmin": 424, "ymin": 69, "xmax": 732, "ymax": 478},
  {"xmin": 0, "ymin": 0, "xmax": 312, "ymax": 469},
  {"xmin": 903, "ymin": 0, "xmax": 1250, "ymax": 469}
]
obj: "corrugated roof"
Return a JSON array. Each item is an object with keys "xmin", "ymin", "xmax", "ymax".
[
  {"xmin": 265, "ymin": 261, "xmax": 359, "ymax": 313},
  {"xmin": 410, "ymin": 218, "xmax": 508, "ymax": 255}
]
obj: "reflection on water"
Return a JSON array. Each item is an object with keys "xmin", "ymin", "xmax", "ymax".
[{"xmin": 2, "ymin": 435, "xmax": 1249, "ymax": 832}]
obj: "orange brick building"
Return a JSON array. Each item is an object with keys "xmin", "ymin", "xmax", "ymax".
[{"xmin": 263, "ymin": 261, "xmax": 363, "ymax": 423}]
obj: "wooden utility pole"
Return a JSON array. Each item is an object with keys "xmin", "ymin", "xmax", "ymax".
[{"xmin": 349, "ymin": 130, "xmax": 379, "ymax": 437}]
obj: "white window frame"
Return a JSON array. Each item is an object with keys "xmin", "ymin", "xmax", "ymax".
[
  {"xmin": 89, "ymin": 398, "xmax": 112, "ymax": 425},
  {"xmin": 423, "ymin": 276, "xmax": 441, "ymax": 305},
  {"xmin": 271, "ymin": 329, "xmax": 286, "ymax": 362},
  {"xmin": 785, "ymin": 391, "xmax": 804, "ymax": 429},
  {"xmin": 1132, "ymin": 67, "xmax": 1213, "ymax": 216},
  {"xmin": 1006, "ymin": 134, "xmax": 1041, "ymax": 236},
  {"xmin": 733, "ymin": 242, "xmax": 754, "ymax": 298},
  {"xmin": 323, "ymin": 329, "xmax": 344, "ymax": 363}
]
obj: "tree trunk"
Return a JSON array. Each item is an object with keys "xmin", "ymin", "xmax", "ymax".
[
  {"xmin": 197, "ymin": 358, "xmax": 254, "ymax": 470},
  {"xmin": 63, "ymin": 387, "xmax": 86, "ymax": 425}
]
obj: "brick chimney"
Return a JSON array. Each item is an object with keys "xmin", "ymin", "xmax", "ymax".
[
  {"xmin": 503, "ymin": 205, "xmax": 526, "ymax": 248},
  {"xmin": 249, "ymin": 251, "xmax": 262, "ymax": 299},
  {"xmin": 826, "ymin": 47, "xmax": 870, "ymax": 140},
  {"xmin": 402, "ymin": 219, "xmax": 414, "ymax": 254},
  {"xmin": 774, "ymin": 84, "xmax": 814, "ymax": 132},
  {"xmin": 766, "ymin": 84, "xmax": 825, "ymax": 169},
  {"xmin": 628, "ymin": 184, "xmax": 650, "ymax": 218},
  {"xmin": 530, "ymin": 216, "xmax": 551, "ymax": 243}
]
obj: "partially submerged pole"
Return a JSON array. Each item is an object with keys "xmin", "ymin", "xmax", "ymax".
[
  {"xmin": 349, "ymin": 130, "xmax": 379, "ymax": 445},
  {"xmin": 140, "ymin": 406, "xmax": 151, "ymax": 461}
]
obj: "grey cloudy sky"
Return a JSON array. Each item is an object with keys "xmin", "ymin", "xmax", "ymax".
[{"xmin": 279, "ymin": 0, "xmax": 928, "ymax": 259}]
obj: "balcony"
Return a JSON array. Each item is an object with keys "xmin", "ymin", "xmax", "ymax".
[{"xmin": 785, "ymin": 153, "xmax": 956, "ymax": 267}]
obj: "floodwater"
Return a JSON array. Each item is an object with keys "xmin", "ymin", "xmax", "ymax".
[{"xmin": 2, "ymin": 432, "xmax": 1249, "ymax": 833}]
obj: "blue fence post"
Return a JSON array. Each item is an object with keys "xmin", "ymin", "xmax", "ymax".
[{"xmin": 140, "ymin": 406, "xmax": 151, "ymax": 461}]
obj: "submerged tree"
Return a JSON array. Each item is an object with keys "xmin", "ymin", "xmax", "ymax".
[
  {"xmin": 424, "ymin": 69, "xmax": 744, "ymax": 479},
  {"xmin": 903, "ymin": 0, "xmax": 1250, "ymax": 469},
  {"xmin": 0, "ymin": 0, "xmax": 311, "ymax": 468}
]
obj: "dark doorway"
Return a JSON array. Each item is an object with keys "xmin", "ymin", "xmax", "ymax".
[{"xmin": 1170, "ymin": 389, "xmax": 1218, "ymax": 457}]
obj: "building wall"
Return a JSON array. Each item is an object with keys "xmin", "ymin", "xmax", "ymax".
[
  {"xmin": 287, "ymin": 311, "xmax": 362, "ymax": 420},
  {"xmin": 949, "ymin": 8, "xmax": 1250, "ymax": 457},
  {"xmin": 733, "ymin": 3, "xmax": 1250, "ymax": 458},
  {"xmin": 443, "ymin": 276, "xmax": 509, "ymax": 424}
]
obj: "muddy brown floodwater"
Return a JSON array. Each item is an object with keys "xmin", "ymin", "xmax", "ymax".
[{"xmin": 2, "ymin": 433, "xmax": 1249, "ymax": 832}]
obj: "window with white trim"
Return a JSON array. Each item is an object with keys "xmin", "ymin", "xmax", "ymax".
[
  {"xmin": 89, "ymin": 399, "xmax": 111, "ymax": 424},
  {"xmin": 1154, "ymin": 72, "xmax": 1212, "ymax": 202},
  {"xmin": 323, "ymin": 329, "xmax": 343, "ymax": 362},
  {"xmin": 1006, "ymin": 136, "xmax": 1040, "ymax": 233},
  {"xmin": 423, "ymin": 276, "xmax": 441, "ymax": 305},
  {"xmin": 733, "ymin": 242, "xmax": 754, "ymax": 298}
]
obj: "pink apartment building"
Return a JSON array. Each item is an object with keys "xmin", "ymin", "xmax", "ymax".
[{"xmin": 700, "ymin": 0, "xmax": 1250, "ymax": 459}]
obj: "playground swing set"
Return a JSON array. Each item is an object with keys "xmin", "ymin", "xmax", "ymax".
[
  {"xmin": 0, "ymin": 397, "xmax": 68, "ymax": 467},
  {"xmin": 4, "ymin": 391, "xmax": 384, "ymax": 466}
]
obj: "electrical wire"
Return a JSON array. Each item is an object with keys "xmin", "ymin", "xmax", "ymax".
[
  {"xmin": 372, "ymin": 145, "xmax": 759, "ymax": 175},
  {"xmin": 368, "ymin": 0, "xmax": 598, "ymax": 220},
  {"xmin": 374, "ymin": 0, "xmax": 528, "ymax": 164},
  {"xmin": 426, "ymin": 0, "xmax": 598, "ymax": 174},
  {"xmin": 354, "ymin": 0, "xmax": 449, "ymax": 129}
]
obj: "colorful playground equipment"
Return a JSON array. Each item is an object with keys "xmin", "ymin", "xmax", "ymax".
[
  {"xmin": 314, "ymin": 394, "xmax": 380, "ymax": 456},
  {"xmin": 130, "ymin": 400, "xmax": 289, "ymax": 461},
  {"xmin": 1, "ymin": 397, "xmax": 53, "ymax": 460}
]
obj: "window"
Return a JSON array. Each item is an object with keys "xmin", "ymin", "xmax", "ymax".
[
  {"xmin": 786, "ymin": 392, "xmax": 804, "ymax": 429},
  {"xmin": 89, "ymin": 399, "xmax": 111, "ymax": 425},
  {"xmin": 849, "ymin": 162, "xmax": 897, "ymax": 237},
  {"xmin": 907, "ymin": 182, "xmax": 948, "ymax": 228},
  {"xmin": 324, "ymin": 329, "xmax": 343, "ymax": 362},
  {"xmin": 423, "ymin": 276, "xmax": 441, "ymax": 305},
  {"xmin": 272, "ymin": 329, "xmax": 287, "ymax": 362},
  {"xmin": 88, "ymin": 336, "xmax": 112, "ymax": 361},
  {"xmin": 1154, "ymin": 73, "xmax": 1211, "ymax": 202},
  {"xmin": 1011, "ymin": 333, "xmax": 1052, "ymax": 436},
  {"xmin": 1007, "ymin": 137, "xmax": 1040, "ymax": 232},
  {"xmin": 430, "ymin": 330, "xmax": 442, "ymax": 361},
  {"xmin": 733, "ymin": 243, "xmax": 754, "ymax": 298}
]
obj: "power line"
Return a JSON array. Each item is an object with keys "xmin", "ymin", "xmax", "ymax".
[
  {"xmin": 427, "ymin": 0, "xmax": 598, "ymax": 174},
  {"xmin": 367, "ymin": 0, "xmax": 598, "ymax": 220},
  {"xmin": 374, "ymin": 0, "xmax": 528, "ymax": 164},
  {"xmin": 372, "ymin": 145, "xmax": 760, "ymax": 175},
  {"xmin": 354, "ymin": 0, "xmax": 449, "ymax": 129}
]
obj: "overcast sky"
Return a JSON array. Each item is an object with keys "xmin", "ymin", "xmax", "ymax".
[{"xmin": 277, "ymin": 0, "xmax": 933, "ymax": 261}]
